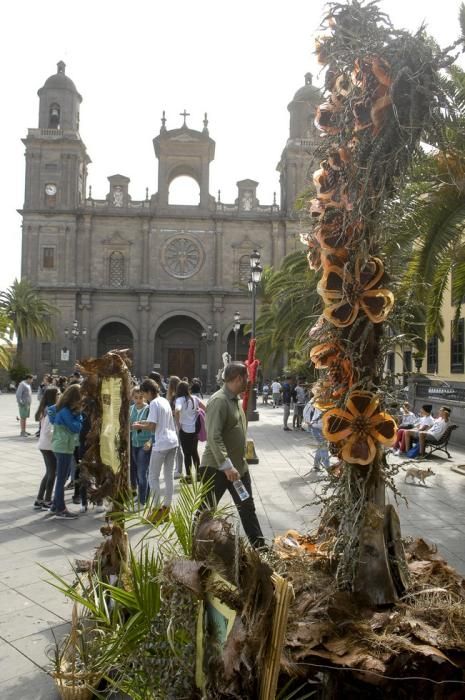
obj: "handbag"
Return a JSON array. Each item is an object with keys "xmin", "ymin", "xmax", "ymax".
[{"xmin": 406, "ymin": 443, "xmax": 420, "ymax": 458}]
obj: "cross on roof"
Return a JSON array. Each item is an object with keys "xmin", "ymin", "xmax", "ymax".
[{"xmin": 179, "ymin": 109, "xmax": 190, "ymax": 126}]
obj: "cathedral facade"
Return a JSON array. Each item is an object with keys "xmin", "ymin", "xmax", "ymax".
[{"xmin": 20, "ymin": 63, "xmax": 320, "ymax": 388}]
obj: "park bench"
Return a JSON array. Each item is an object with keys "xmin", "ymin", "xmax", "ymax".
[{"xmin": 425, "ymin": 424, "xmax": 458, "ymax": 459}]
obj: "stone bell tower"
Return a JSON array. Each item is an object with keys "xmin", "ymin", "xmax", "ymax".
[
  {"xmin": 277, "ymin": 73, "xmax": 322, "ymax": 215},
  {"xmin": 152, "ymin": 110, "xmax": 215, "ymax": 211},
  {"xmin": 22, "ymin": 61, "xmax": 90, "ymax": 212}
]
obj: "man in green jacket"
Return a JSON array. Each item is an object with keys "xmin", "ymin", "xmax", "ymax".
[{"xmin": 199, "ymin": 362, "xmax": 265, "ymax": 548}]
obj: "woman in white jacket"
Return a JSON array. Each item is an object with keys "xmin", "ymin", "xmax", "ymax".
[{"xmin": 33, "ymin": 386, "xmax": 60, "ymax": 510}]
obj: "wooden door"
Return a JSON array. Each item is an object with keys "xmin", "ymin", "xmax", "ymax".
[{"xmin": 167, "ymin": 348, "xmax": 195, "ymax": 379}]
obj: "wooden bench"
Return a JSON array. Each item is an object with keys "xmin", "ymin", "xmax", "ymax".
[{"xmin": 425, "ymin": 424, "xmax": 458, "ymax": 459}]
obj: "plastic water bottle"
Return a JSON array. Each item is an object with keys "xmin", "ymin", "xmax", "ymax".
[{"xmin": 233, "ymin": 479, "xmax": 250, "ymax": 501}]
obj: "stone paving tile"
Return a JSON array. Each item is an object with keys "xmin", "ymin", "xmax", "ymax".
[
  {"xmin": 0, "ymin": 639, "xmax": 38, "ymax": 684},
  {"xmin": 0, "ymin": 669, "xmax": 60, "ymax": 699},
  {"xmin": 0, "ymin": 603, "xmax": 63, "ymax": 642}
]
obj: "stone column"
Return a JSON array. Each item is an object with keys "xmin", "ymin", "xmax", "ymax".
[
  {"xmin": 211, "ymin": 295, "xmax": 225, "ymax": 390},
  {"xmin": 78, "ymin": 292, "xmax": 92, "ymax": 359},
  {"xmin": 137, "ymin": 293, "xmax": 151, "ymax": 377},
  {"xmin": 141, "ymin": 220, "xmax": 150, "ymax": 286},
  {"xmin": 214, "ymin": 220, "xmax": 223, "ymax": 288}
]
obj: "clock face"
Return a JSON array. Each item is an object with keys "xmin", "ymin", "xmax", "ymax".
[{"xmin": 45, "ymin": 184, "xmax": 57, "ymax": 196}]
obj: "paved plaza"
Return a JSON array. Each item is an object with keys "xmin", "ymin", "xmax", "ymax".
[{"xmin": 0, "ymin": 393, "xmax": 465, "ymax": 698}]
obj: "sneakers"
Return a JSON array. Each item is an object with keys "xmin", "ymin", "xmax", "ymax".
[
  {"xmin": 80, "ymin": 504, "xmax": 88, "ymax": 513},
  {"xmin": 20, "ymin": 432, "xmax": 29, "ymax": 437},
  {"xmin": 55, "ymin": 510, "xmax": 78, "ymax": 519},
  {"xmin": 283, "ymin": 427, "xmax": 292, "ymax": 431},
  {"xmin": 41, "ymin": 501, "xmax": 53, "ymax": 511},
  {"xmin": 33, "ymin": 500, "xmax": 44, "ymax": 510}
]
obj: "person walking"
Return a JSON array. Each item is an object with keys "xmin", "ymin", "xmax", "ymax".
[
  {"xmin": 191, "ymin": 377, "xmax": 203, "ymax": 399},
  {"xmin": 134, "ymin": 379, "xmax": 179, "ymax": 521},
  {"xmin": 33, "ymin": 386, "xmax": 60, "ymax": 510},
  {"xmin": 166, "ymin": 375, "xmax": 184, "ymax": 479},
  {"xmin": 281, "ymin": 376, "xmax": 293, "ymax": 431},
  {"xmin": 271, "ymin": 379, "xmax": 281, "ymax": 408},
  {"xmin": 262, "ymin": 381, "xmax": 270, "ymax": 405},
  {"xmin": 48, "ymin": 384, "xmax": 82, "ymax": 519},
  {"xmin": 175, "ymin": 380, "xmax": 206, "ymax": 480},
  {"xmin": 199, "ymin": 362, "xmax": 265, "ymax": 549},
  {"xmin": 16, "ymin": 374, "xmax": 33, "ymax": 436},
  {"xmin": 292, "ymin": 380, "xmax": 307, "ymax": 430},
  {"xmin": 129, "ymin": 387, "xmax": 152, "ymax": 507}
]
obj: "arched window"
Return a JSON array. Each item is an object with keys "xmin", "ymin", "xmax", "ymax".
[
  {"xmin": 49, "ymin": 103, "xmax": 61, "ymax": 129},
  {"xmin": 239, "ymin": 255, "xmax": 250, "ymax": 284},
  {"xmin": 109, "ymin": 251, "xmax": 125, "ymax": 287},
  {"xmin": 168, "ymin": 176, "xmax": 200, "ymax": 205}
]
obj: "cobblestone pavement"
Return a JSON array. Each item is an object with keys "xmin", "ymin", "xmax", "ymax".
[{"xmin": 0, "ymin": 393, "xmax": 464, "ymax": 698}]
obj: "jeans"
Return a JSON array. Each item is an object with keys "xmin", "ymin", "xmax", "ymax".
[
  {"xmin": 283, "ymin": 403, "xmax": 291, "ymax": 428},
  {"xmin": 131, "ymin": 445, "xmax": 151, "ymax": 505},
  {"xmin": 198, "ymin": 468, "xmax": 265, "ymax": 548},
  {"xmin": 37, "ymin": 450, "xmax": 56, "ymax": 502},
  {"xmin": 310, "ymin": 427, "xmax": 330, "ymax": 470},
  {"xmin": 179, "ymin": 430, "xmax": 200, "ymax": 476},
  {"xmin": 53, "ymin": 452, "xmax": 73, "ymax": 512},
  {"xmin": 148, "ymin": 447, "xmax": 177, "ymax": 507}
]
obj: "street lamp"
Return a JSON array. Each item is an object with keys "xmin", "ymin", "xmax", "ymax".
[
  {"xmin": 247, "ymin": 250, "xmax": 263, "ymax": 421},
  {"xmin": 233, "ymin": 311, "xmax": 241, "ymax": 360},
  {"xmin": 64, "ymin": 319, "xmax": 87, "ymax": 366}
]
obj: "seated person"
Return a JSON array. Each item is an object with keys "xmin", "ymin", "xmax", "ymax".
[
  {"xmin": 398, "ymin": 401, "xmax": 417, "ymax": 429},
  {"xmin": 404, "ymin": 406, "xmax": 451, "ymax": 456},
  {"xmin": 393, "ymin": 404, "xmax": 433, "ymax": 455}
]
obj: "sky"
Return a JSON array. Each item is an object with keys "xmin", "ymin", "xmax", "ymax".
[{"xmin": 2, "ymin": 0, "xmax": 464, "ymax": 292}]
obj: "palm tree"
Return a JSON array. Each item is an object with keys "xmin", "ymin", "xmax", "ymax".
[
  {"xmin": 255, "ymin": 250, "xmax": 321, "ymax": 372},
  {"xmin": 0, "ymin": 278, "xmax": 56, "ymax": 364},
  {"xmin": 401, "ymin": 63, "xmax": 465, "ymax": 339}
]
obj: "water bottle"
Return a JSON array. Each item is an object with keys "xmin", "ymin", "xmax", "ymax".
[{"xmin": 233, "ymin": 479, "xmax": 250, "ymax": 501}]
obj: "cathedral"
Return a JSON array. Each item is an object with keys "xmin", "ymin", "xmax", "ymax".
[{"xmin": 20, "ymin": 62, "xmax": 321, "ymax": 388}]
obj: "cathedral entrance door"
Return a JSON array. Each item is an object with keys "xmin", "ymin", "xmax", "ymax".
[{"xmin": 168, "ymin": 348, "xmax": 195, "ymax": 379}]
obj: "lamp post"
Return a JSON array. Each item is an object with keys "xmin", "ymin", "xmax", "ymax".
[
  {"xmin": 247, "ymin": 250, "xmax": 263, "ymax": 421},
  {"xmin": 201, "ymin": 324, "xmax": 219, "ymax": 392},
  {"xmin": 64, "ymin": 319, "xmax": 87, "ymax": 367},
  {"xmin": 233, "ymin": 311, "xmax": 241, "ymax": 361}
]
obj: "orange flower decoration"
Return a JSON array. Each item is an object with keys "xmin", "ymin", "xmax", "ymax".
[
  {"xmin": 322, "ymin": 390, "xmax": 396, "ymax": 465},
  {"xmin": 314, "ymin": 101, "xmax": 341, "ymax": 135},
  {"xmin": 317, "ymin": 257, "xmax": 394, "ymax": 327},
  {"xmin": 314, "ymin": 219, "xmax": 356, "ymax": 254},
  {"xmin": 310, "ymin": 340, "xmax": 346, "ymax": 368},
  {"xmin": 310, "ymin": 341, "xmax": 355, "ymax": 401}
]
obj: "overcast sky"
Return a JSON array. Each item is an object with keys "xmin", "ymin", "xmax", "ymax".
[{"xmin": 2, "ymin": 0, "xmax": 464, "ymax": 291}]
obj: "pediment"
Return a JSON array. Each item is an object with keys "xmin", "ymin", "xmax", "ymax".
[
  {"xmin": 231, "ymin": 235, "xmax": 262, "ymax": 250},
  {"xmin": 101, "ymin": 231, "xmax": 133, "ymax": 247}
]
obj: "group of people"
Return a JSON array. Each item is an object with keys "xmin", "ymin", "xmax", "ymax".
[
  {"xmin": 129, "ymin": 374, "xmax": 206, "ymax": 516},
  {"xmin": 130, "ymin": 364, "xmax": 264, "ymax": 547},
  {"xmin": 261, "ymin": 377, "xmax": 309, "ymax": 430},
  {"xmin": 392, "ymin": 402, "xmax": 452, "ymax": 458},
  {"xmin": 16, "ymin": 372, "xmax": 83, "ymax": 438},
  {"xmin": 21, "ymin": 363, "xmax": 265, "ymax": 547}
]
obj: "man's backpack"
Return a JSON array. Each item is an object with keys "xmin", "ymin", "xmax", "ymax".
[{"xmin": 195, "ymin": 407, "xmax": 207, "ymax": 442}]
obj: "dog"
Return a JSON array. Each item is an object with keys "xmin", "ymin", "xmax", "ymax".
[{"xmin": 403, "ymin": 466, "xmax": 435, "ymax": 486}]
